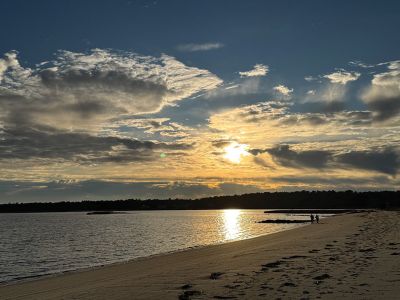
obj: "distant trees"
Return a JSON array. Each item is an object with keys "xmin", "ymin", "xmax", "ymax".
[{"xmin": 0, "ymin": 190, "xmax": 399, "ymax": 213}]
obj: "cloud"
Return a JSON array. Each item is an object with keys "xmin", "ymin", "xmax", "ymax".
[
  {"xmin": 304, "ymin": 76, "xmax": 318, "ymax": 82},
  {"xmin": 0, "ymin": 49, "xmax": 222, "ymax": 130},
  {"xmin": 336, "ymin": 149, "xmax": 400, "ymax": 176},
  {"xmin": 253, "ymin": 156, "xmax": 274, "ymax": 169},
  {"xmin": 176, "ymin": 42, "xmax": 224, "ymax": 52},
  {"xmin": 224, "ymin": 84, "xmax": 239, "ymax": 90},
  {"xmin": 348, "ymin": 61, "xmax": 375, "ymax": 68},
  {"xmin": 302, "ymin": 69, "xmax": 360, "ymax": 108},
  {"xmin": 273, "ymin": 84, "xmax": 293, "ymax": 97},
  {"xmin": 0, "ymin": 180, "xmax": 263, "ymax": 202},
  {"xmin": 0, "ymin": 51, "xmax": 20, "ymax": 81},
  {"xmin": 0, "ymin": 124, "xmax": 192, "ymax": 163},
  {"xmin": 270, "ymin": 175, "xmax": 391, "ymax": 186},
  {"xmin": 239, "ymin": 64, "xmax": 269, "ymax": 77},
  {"xmin": 251, "ymin": 144, "xmax": 400, "ymax": 175},
  {"xmin": 267, "ymin": 145, "xmax": 332, "ymax": 169},
  {"xmin": 323, "ymin": 69, "xmax": 361, "ymax": 84},
  {"xmin": 0, "ymin": 49, "xmax": 222, "ymax": 167},
  {"xmin": 269, "ymin": 175, "xmax": 395, "ymax": 191},
  {"xmin": 302, "ymin": 83, "xmax": 348, "ymax": 111},
  {"xmin": 103, "ymin": 118, "xmax": 194, "ymax": 140},
  {"xmin": 207, "ymin": 100, "xmax": 400, "ymax": 176},
  {"xmin": 204, "ymin": 78, "xmax": 262, "ymax": 99},
  {"xmin": 264, "ymin": 145, "xmax": 400, "ymax": 175},
  {"xmin": 307, "ymin": 90, "xmax": 316, "ymax": 95},
  {"xmin": 0, "ymin": 48, "xmax": 225, "ymax": 167},
  {"xmin": 361, "ymin": 60, "xmax": 400, "ymax": 121}
]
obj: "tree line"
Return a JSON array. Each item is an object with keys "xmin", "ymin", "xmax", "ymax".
[{"xmin": 0, "ymin": 190, "xmax": 399, "ymax": 213}]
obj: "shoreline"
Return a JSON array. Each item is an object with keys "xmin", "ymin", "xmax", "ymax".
[
  {"xmin": 1, "ymin": 211, "xmax": 399, "ymax": 299},
  {"xmin": 1, "ymin": 213, "xmax": 312, "ymax": 287}
]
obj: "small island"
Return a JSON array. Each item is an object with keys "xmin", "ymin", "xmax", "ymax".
[{"xmin": 86, "ymin": 211, "xmax": 127, "ymax": 215}]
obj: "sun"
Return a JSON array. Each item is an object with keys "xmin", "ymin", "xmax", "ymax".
[{"xmin": 223, "ymin": 142, "xmax": 250, "ymax": 163}]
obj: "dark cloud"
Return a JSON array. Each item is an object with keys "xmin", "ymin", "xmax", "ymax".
[
  {"xmin": 259, "ymin": 145, "xmax": 400, "ymax": 175},
  {"xmin": 316, "ymin": 100, "xmax": 346, "ymax": 113},
  {"xmin": 336, "ymin": 149, "xmax": 400, "ymax": 175},
  {"xmin": 248, "ymin": 148, "xmax": 267, "ymax": 156},
  {"xmin": 361, "ymin": 61, "xmax": 400, "ymax": 121},
  {"xmin": 279, "ymin": 111, "xmax": 372, "ymax": 127},
  {"xmin": 365, "ymin": 96, "xmax": 400, "ymax": 121},
  {"xmin": 279, "ymin": 114, "xmax": 327, "ymax": 126},
  {"xmin": 38, "ymin": 67, "xmax": 169, "ymax": 117},
  {"xmin": 253, "ymin": 156, "xmax": 273, "ymax": 169},
  {"xmin": 270, "ymin": 175, "xmax": 391, "ymax": 186},
  {"xmin": 0, "ymin": 125, "xmax": 191, "ymax": 163},
  {"xmin": 269, "ymin": 175, "xmax": 396, "ymax": 191},
  {"xmin": 211, "ymin": 139, "xmax": 233, "ymax": 149},
  {"xmin": 344, "ymin": 111, "xmax": 372, "ymax": 126},
  {"xmin": 267, "ymin": 145, "xmax": 332, "ymax": 169}
]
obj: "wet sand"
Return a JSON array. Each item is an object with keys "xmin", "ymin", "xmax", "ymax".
[{"xmin": 1, "ymin": 211, "xmax": 399, "ymax": 299}]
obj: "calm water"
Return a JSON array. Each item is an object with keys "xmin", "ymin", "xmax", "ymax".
[{"xmin": 0, "ymin": 210, "xmax": 313, "ymax": 283}]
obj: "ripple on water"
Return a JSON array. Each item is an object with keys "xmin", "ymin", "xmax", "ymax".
[{"xmin": 0, "ymin": 210, "xmax": 315, "ymax": 283}]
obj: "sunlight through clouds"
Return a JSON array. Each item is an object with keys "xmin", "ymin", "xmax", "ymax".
[{"xmin": 223, "ymin": 142, "xmax": 250, "ymax": 164}]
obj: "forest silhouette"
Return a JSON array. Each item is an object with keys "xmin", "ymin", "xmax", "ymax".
[{"xmin": 0, "ymin": 190, "xmax": 399, "ymax": 213}]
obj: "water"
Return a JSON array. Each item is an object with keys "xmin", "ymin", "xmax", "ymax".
[{"xmin": 0, "ymin": 209, "xmax": 314, "ymax": 284}]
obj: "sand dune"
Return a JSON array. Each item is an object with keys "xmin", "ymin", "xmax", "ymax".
[{"xmin": 1, "ymin": 211, "xmax": 399, "ymax": 299}]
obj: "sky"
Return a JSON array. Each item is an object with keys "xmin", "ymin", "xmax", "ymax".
[{"xmin": 1, "ymin": 0, "xmax": 400, "ymax": 202}]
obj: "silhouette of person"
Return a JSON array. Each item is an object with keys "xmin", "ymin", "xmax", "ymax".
[
  {"xmin": 316, "ymin": 214, "xmax": 320, "ymax": 223},
  {"xmin": 310, "ymin": 214, "xmax": 314, "ymax": 224}
]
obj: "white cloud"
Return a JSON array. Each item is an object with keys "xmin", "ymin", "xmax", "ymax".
[
  {"xmin": 0, "ymin": 49, "xmax": 222, "ymax": 130},
  {"xmin": 106, "ymin": 118, "xmax": 193, "ymax": 137},
  {"xmin": 273, "ymin": 84, "xmax": 293, "ymax": 97},
  {"xmin": 0, "ymin": 51, "xmax": 20, "ymax": 81},
  {"xmin": 361, "ymin": 60, "xmax": 400, "ymax": 121},
  {"xmin": 307, "ymin": 90, "xmax": 316, "ymax": 95},
  {"xmin": 204, "ymin": 78, "xmax": 261, "ymax": 99},
  {"xmin": 224, "ymin": 84, "xmax": 240, "ymax": 90},
  {"xmin": 177, "ymin": 42, "xmax": 224, "ymax": 52},
  {"xmin": 323, "ymin": 69, "xmax": 361, "ymax": 85},
  {"xmin": 239, "ymin": 64, "xmax": 269, "ymax": 77},
  {"xmin": 304, "ymin": 76, "xmax": 318, "ymax": 82},
  {"xmin": 303, "ymin": 83, "xmax": 347, "ymax": 107},
  {"xmin": 348, "ymin": 61, "xmax": 375, "ymax": 68},
  {"xmin": 320, "ymin": 85, "xmax": 346, "ymax": 102}
]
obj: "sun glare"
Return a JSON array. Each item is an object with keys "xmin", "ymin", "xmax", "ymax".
[
  {"xmin": 223, "ymin": 142, "xmax": 249, "ymax": 163},
  {"xmin": 223, "ymin": 209, "xmax": 242, "ymax": 240}
]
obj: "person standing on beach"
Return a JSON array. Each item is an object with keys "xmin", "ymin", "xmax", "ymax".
[
  {"xmin": 310, "ymin": 214, "xmax": 314, "ymax": 224},
  {"xmin": 316, "ymin": 214, "xmax": 320, "ymax": 223}
]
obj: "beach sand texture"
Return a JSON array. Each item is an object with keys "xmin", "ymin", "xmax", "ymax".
[{"xmin": 1, "ymin": 211, "xmax": 399, "ymax": 299}]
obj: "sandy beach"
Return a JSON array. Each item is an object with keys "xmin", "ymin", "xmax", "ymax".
[{"xmin": 1, "ymin": 211, "xmax": 399, "ymax": 300}]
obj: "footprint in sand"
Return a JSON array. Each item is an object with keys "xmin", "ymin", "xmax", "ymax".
[
  {"xmin": 261, "ymin": 261, "xmax": 283, "ymax": 271},
  {"xmin": 313, "ymin": 273, "xmax": 331, "ymax": 285},
  {"xmin": 181, "ymin": 284, "xmax": 193, "ymax": 290},
  {"xmin": 224, "ymin": 284, "xmax": 240, "ymax": 289},
  {"xmin": 210, "ymin": 272, "xmax": 224, "ymax": 280},
  {"xmin": 282, "ymin": 255, "xmax": 308, "ymax": 259},
  {"xmin": 359, "ymin": 248, "xmax": 375, "ymax": 253},
  {"xmin": 178, "ymin": 290, "xmax": 202, "ymax": 300},
  {"xmin": 309, "ymin": 249, "xmax": 320, "ymax": 253},
  {"xmin": 281, "ymin": 282, "xmax": 297, "ymax": 287}
]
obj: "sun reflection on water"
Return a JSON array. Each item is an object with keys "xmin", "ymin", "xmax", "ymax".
[{"xmin": 223, "ymin": 209, "xmax": 242, "ymax": 240}]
